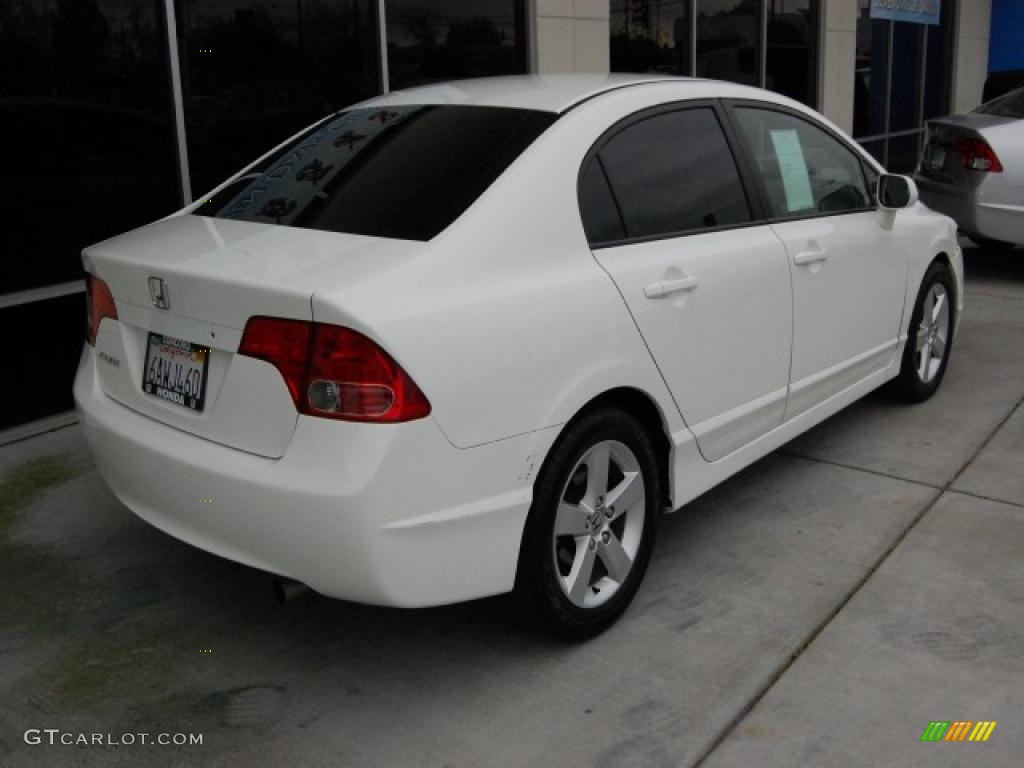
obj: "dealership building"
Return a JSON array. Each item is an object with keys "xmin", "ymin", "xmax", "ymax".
[{"xmin": 2, "ymin": 0, "xmax": 1022, "ymax": 431}]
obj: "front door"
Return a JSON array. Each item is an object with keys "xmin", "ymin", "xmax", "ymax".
[{"xmin": 728, "ymin": 104, "xmax": 907, "ymax": 419}]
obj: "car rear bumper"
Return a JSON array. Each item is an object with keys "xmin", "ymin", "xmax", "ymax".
[
  {"xmin": 916, "ymin": 175, "xmax": 1024, "ymax": 245},
  {"xmin": 915, "ymin": 176, "xmax": 978, "ymax": 230},
  {"xmin": 74, "ymin": 347, "xmax": 551, "ymax": 607}
]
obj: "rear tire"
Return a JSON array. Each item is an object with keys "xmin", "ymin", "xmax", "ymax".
[
  {"xmin": 889, "ymin": 261, "xmax": 955, "ymax": 402},
  {"xmin": 515, "ymin": 408, "xmax": 660, "ymax": 641}
]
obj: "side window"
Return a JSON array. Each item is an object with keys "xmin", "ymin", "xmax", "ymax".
[
  {"xmin": 579, "ymin": 158, "xmax": 626, "ymax": 243},
  {"xmin": 733, "ymin": 107, "xmax": 871, "ymax": 218},
  {"xmin": 862, "ymin": 162, "xmax": 880, "ymax": 205},
  {"xmin": 581, "ymin": 107, "xmax": 751, "ymax": 244}
]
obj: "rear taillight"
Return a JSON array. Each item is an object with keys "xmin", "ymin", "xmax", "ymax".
[
  {"xmin": 236, "ymin": 317, "xmax": 312, "ymax": 403},
  {"xmin": 954, "ymin": 136, "xmax": 1004, "ymax": 172},
  {"xmin": 85, "ymin": 274, "xmax": 118, "ymax": 346},
  {"xmin": 238, "ymin": 317, "xmax": 431, "ymax": 423}
]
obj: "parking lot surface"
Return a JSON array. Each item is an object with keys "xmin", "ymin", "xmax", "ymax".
[{"xmin": 1, "ymin": 243, "xmax": 1022, "ymax": 767}]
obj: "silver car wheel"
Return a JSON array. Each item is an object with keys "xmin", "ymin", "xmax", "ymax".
[
  {"xmin": 552, "ymin": 440, "xmax": 646, "ymax": 609},
  {"xmin": 915, "ymin": 283, "xmax": 951, "ymax": 384}
]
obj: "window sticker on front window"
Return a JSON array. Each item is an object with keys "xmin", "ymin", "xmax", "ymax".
[{"xmin": 770, "ymin": 129, "xmax": 815, "ymax": 213}]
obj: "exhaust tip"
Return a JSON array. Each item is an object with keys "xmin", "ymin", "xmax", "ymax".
[{"xmin": 273, "ymin": 578, "xmax": 311, "ymax": 603}]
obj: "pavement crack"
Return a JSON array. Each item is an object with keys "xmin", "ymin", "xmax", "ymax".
[
  {"xmin": 689, "ymin": 485, "xmax": 943, "ymax": 768},
  {"xmin": 942, "ymin": 488, "xmax": 1024, "ymax": 511},
  {"xmin": 691, "ymin": 392, "xmax": 1024, "ymax": 768},
  {"xmin": 0, "ymin": 414, "xmax": 79, "ymax": 449},
  {"xmin": 780, "ymin": 451, "xmax": 943, "ymax": 490}
]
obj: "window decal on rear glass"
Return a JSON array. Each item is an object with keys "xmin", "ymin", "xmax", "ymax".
[
  {"xmin": 216, "ymin": 108, "xmax": 421, "ymax": 226},
  {"xmin": 769, "ymin": 129, "xmax": 815, "ymax": 213},
  {"xmin": 193, "ymin": 104, "xmax": 556, "ymax": 241}
]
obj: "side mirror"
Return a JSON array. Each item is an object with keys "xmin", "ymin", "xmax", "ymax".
[{"xmin": 877, "ymin": 174, "xmax": 919, "ymax": 211}]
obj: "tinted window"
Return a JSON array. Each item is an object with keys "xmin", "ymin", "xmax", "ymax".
[
  {"xmin": 862, "ymin": 161, "xmax": 880, "ymax": 204},
  {"xmin": 976, "ymin": 87, "xmax": 1024, "ymax": 118},
  {"xmin": 0, "ymin": 1, "xmax": 179, "ymax": 295},
  {"xmin": 594, "ymin": 108, "xmax": 751, "ymax": 240},
  {"xmin": 889, "ymin": 22, "xmax": 924, "ymax": 133},
  {"xmin": 385, "ymin": 0, "xmax": 528, "ymax": 89},
  {"xmin": 697, "ymin": 0, "xmax": 760, "ymax": 86},
  {"xmin": 610, "ymin": 0, "xmax": 693, "ymax": 76},
  {"xmin": 579, "ymin": 160, "xmax": 626, "ymax": 244},
  {"xmin": 195, "ymin": 105, "xmax": 555, "ymax": 241},
  {"xmin": 734, "ymin": 107, "xmax": 870, "ymax": 217},
  {"xmin": 853, "ymin": 0, "xmax": 888, "ymax": 139},
  {"xmin": 766, "ymin": 0, "xmax": 820, "ymax": 107}
]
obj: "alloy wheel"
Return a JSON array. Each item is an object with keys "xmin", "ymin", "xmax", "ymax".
[
  {"xmin": 551, "ymin": 440, "xmax": 646, "ymax": 609},
  {"xmin": 915, "ymin": 283, "xmax": 950, "ymax": 384}
]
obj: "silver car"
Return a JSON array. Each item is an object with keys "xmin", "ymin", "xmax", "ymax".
[{"xmin": 915, "ymin": 87, "xmax": 1024, "ymax": 249}]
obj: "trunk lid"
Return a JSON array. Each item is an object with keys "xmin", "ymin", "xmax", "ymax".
[
  {"xmin": 918, "ymin": 114, "xmax": 1018, "ymax": 185},
  {"xmin": 84, "ymin": 213, "xmax": 422, "ymax": 457}
]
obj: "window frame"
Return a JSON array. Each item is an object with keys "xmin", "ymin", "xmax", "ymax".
[
  {"xmin": 577, "ymin": 99, "xmax": 766, "ymax": 250},
  {"xmin": 720, "ymin": 98, "xmax": 880, "ymax": 226}
]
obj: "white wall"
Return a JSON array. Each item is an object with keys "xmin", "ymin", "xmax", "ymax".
[
  {"xmin": 952, "ymin": 0, "xmax": 991, "ymax": 112},
  {"xmin": 820, "ymin": 0, "xmax": 858, "ymax": 134},
  {"xmin": 530, "ymin": 0, "xmax": 610, "ymax": 74}
]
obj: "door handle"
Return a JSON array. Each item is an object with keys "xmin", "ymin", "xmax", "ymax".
[
  {"xmin": 644, "ymin": 275, "xmax": 699, "ymax": 299},
  {"xmin": 794, "ymin": 248, "xmax": 829, "ymax": 266}
]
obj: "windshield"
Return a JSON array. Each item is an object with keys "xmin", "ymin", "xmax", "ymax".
[
  {"xmin": 975, "ymin": 87, "xmax": 1024, "ymax": 118},
  {"xmin": 193, "ymin": 105, "xmax": 556, "ymax": 241}
]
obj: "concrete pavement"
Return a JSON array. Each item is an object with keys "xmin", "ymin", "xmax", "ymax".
[{"xmin": 1, "ymin": 243, "xmax": 1022, "ymax": 767}]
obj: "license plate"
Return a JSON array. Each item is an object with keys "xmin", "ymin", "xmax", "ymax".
[
  {"xmin": 142, "ymin": 333, "xmax": 210, "ymax": 412},
  {"xmin": 927, "ymin": 146, "xmax": 947, "ymax": 170}
]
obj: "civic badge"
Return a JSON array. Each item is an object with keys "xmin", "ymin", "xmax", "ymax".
[{"xmin": 148, "ymin": 277, "xmax": 170, "ymax": 310}]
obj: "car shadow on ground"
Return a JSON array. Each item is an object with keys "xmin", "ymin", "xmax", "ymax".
[{"xmin": 962, "ymin": 242, "xmax": 1023, "ymax": 283}]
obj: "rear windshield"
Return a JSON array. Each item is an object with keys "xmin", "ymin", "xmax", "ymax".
[
  {"xmin": 975, "ymin": 87, "xmax": 1024, "ymax": 118},
  {"xmin": 193, "ymin": 105, "xmax": 556, "ymax": 241}
]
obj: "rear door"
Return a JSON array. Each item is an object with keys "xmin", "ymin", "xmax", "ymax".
[
  {"xmin": 726, "ymin": 103, "xmax": 907, "ymax": 419},
  {"xmin": 583, "ymin": 103, "xmax": 793, "ymax": 461}
]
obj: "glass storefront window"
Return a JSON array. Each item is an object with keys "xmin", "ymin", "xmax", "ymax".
[
  {"xmin": 385, "ymin": 0, "xmax": 527, "ymax": 90},
  {"xmin": 175, "ymin": 0, "xmax": 380, "ymax": 198},
  {"xmin": 889, "ymin": 21, "xmax": 924, "ymax": 132},
  {"xmin": 886, "ymin": 133, "xmax": 922, "ymax": 176},
  {"xmin": 610, "ymin": 0, "xmax": 693, "ymax": 75},
  {"xmin": 853, "ymin": 0, "xmax": 956, "ymax": 172},
  {"xmin": 766, "ymin": 0, "xmax": 819, "ymax": 106},
  {"xmin": 697, "ymin": 0, "xmax": 760, "ymax": 86},
  {"xmin": 0, "ymin": 0, "xmax": 180, "ymax": 296},
  {"xmin": 859, "ymin": 138, "xmax": 886, "ymax": 166},
  {"xmin": 853, "ymin": 0, "xmax": 889, "ymax": 138},
  {"xmin": 923, "ymin": 1, "xmax": 956, "ymax": 121},
  {"xmin": 611, "ymin": 1, "xmax": 820, "ymax": 107}
]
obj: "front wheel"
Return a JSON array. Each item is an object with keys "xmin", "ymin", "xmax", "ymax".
[
  {"xmin": 890, "ymin": 261, "xmax": 955, "ymax": 402},
  {"xmin": 515, "ymin": 409, "xmax": 661, "ymax": 640}
]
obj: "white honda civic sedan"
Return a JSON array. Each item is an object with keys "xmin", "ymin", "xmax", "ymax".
[{"xmin": 76, "ymin": 75, "xmax": 963, "ymax": 639}]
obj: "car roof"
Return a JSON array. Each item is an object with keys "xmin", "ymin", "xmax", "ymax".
[{"xmin": 354, "ymin": 74, "xmax": 780, "ymax": 114}]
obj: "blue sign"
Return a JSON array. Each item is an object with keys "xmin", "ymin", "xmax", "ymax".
[{"xmin": 870, "ymin": 0, "xmax": 942, "ymax": 26}]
